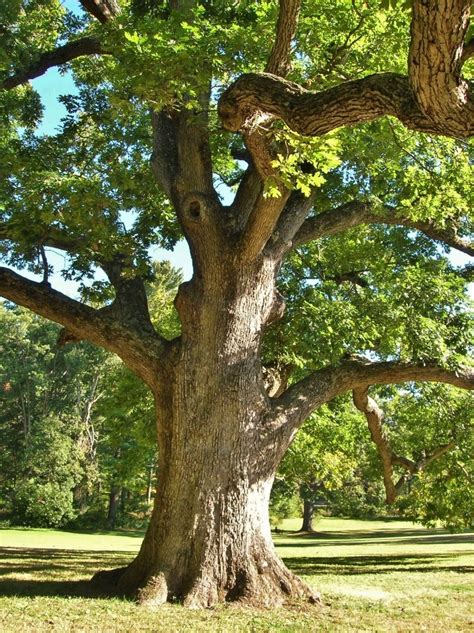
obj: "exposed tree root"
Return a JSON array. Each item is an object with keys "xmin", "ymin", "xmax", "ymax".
[{"xmin": 91, "ymin": 557, "xmax": 321, "ymax": 609}]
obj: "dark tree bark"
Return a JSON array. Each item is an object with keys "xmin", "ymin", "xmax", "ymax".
[
  {"xmin": 106, "ymin": 484, "xmax": 121, "ymax": 530},
  {"xmin": 300, "ymin": 482, "xmax": 321, "ymax": 532},
  {"xmin": 301, "ymin": 499, "xmax": 316, "ymax": 533}
]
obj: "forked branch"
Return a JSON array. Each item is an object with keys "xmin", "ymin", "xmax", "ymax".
[
  {"xmin": 353, "ymin": 387, "xmax": 457, "ymax": 504},
  {"xmin": 233, "ymin": 0, "xmax": 302, "ymax": 260}
]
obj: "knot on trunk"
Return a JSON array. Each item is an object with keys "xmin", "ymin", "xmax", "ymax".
[{"xmin": 182, "ymin": 192, "xmax": 212, "ymax": 225}]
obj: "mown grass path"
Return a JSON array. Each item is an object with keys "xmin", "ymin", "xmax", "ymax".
[{"xmin": 0, "ymin": 518, "xmax": 472, "ymax": 631}]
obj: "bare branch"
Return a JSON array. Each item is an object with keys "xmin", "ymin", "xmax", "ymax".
[
  {"xmin": 353, "ymin": 387, "xmax": 398, "ymax": 504},
  {"xmin": 266, "ymin": 0, "xmax": 301, "ymax": 77},
  {"xmin": 2, "ymin": 38, "xmax": 105, "ymax": 90},
  {"xmin": 79, "ymin": 0, "xmax": 120, "ymax": 23},
  {"xmin": 0, "ymin": 267, "xmax": 165, "ymax": 387},
  {"xmin": 292, "ymin": 201, "xmax": 474, "ymax": 257},
  {"xmin": 270, "ymin": 359, "xmax": 474, "ymax": 442}
]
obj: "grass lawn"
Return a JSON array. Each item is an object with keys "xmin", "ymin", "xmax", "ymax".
[{"xmin": 0, "ymin": 517, "xmax": 473, "ymax": 631}]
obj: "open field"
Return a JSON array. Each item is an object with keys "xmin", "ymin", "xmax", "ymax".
[{"xmin": 0, "ymin": 517, "xmax": 473, "ymax": 632}]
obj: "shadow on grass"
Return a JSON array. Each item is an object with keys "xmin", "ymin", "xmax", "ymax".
[
  {"xmin": 274, "ymin": 529, "xmax": 474, "ymax": 547},
  {"xmin": 284, "ymin": 552, "xmax": 474, "ymax": 577},
  {"xmin": 0, "ymin": 547, "xmax": 133, "ymax": 600}
]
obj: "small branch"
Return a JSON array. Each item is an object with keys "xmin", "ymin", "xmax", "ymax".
[
  {"xmin": 326, "ymin": 270, "xmax": 369, "ymax": 288},
  {"xmin": 39, "ymin": 246, "xmax": 50, "ymax": 285},
  {"xmin": 422, "ymin": 441, "xmax": 456, "ymax": 469},
  {"xmin": 292, "ymin": 201, "xmax": 474, "ymax": 257},
  {"xmin": 2, "ymin": 37, "xmax": 105, "ymax": 90},
  {"xmin": 265, "ymin": 0, "xmax": 301, "ymax": 77},
  {"xmin": 0, "ymin": 222, "xmax": 87, "ymax": 252}
]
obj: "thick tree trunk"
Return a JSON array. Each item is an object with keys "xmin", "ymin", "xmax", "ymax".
[
  {"xmin": 93, "ymin": 258, "xmax": 320, "ymax": 607},
  {"xmin": 116, "ymin": 439, "xmax": 316, "ymax": 608},
  {"xmin": 299, "ymin": 482, "xmax": 320, "ymax": 532}
]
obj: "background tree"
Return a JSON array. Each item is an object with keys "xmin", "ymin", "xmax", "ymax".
[
  {"xmin": 0, "ymin": 261, "xmax": 181, "ymax": 527},
  {"xmin": 0, "ymin": 303, "xmax": 107, "ymax": 526},
  {"xmin": 275, "ymin": 399, "xmax": 365, "ymax": 532},
  {"xmin": 0, "ymin": 0, "xmax": 473, "ymax": 608}
]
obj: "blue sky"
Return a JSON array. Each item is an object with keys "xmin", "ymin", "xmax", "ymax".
[
  {"xmin": 29, "ymin": 68, "xmax": 193, "ymax": 294},
  {"xmin": 9, "ymin": 2, "xmax": 472, "ymax": 297}
]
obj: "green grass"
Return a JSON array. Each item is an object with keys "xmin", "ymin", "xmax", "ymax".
[{"xmin": 0, "ymin": 517, "xmax": 473, "ymax": 631}]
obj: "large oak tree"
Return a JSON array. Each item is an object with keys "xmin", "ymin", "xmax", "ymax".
[{"xmin": 1, "ymin": 0, "xmax": 473, "ymax": 608}]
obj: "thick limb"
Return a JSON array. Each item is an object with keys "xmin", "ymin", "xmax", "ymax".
[
  {"xmin": 219, "ymin": 2, "xmax": 473, "ymax": 140},
  {"xmin": 269, "ymin": 360, "xmax": 474, "ymax": 446},
  {"xmin": 0, "ymin": 267, "xmax": 165, "ymax": 386}
]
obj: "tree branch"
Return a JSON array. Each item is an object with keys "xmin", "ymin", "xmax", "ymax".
[
  {"xmin": 270, "ymin": 359, "xmax": 474, "ymax": 444},
  {"xmin": 228, "ymin": 1, "xmax": 302, "ymax": 260},
  {"xmin": 219, "ymin": 69, "xmax": 473, "ymax": 141},
  {"xmin": 292, "ymin": 201, "xmax": 474, "ymax": 257},
  {"xmin": 353, "ymin": 387, "xmax": 457, "ymax": 504},
  {"xmin": 0, "ymin": 222, "xmax": 88, "ymax": 252},
  {"xmin": 352, "ymin": 387, "xmax": 398, "ymax": 504},
  {"xmin": 220, "ymin": 3, "xmax": 473, "ymax": 139},
  {"xmin": 79, "ymin": 0, "xmax": 120, "ymax": 23},
  {"xmin": 0, "ymin": 267, "xmax": 165, "ymax": 387},
  {"xmin": 265, "ymin": 0, "xmax": 301, "ymax": 76},
  {"xmin": 408, "ymin": 1, "xmax": 473, "ymax": 139},
  {"xmin": 269, "ymin": 190, "xmax": 318, "ymax": 256},
  {"xmin": 2, "ymin": 37, "xmax": 105, "ymax": 90}
]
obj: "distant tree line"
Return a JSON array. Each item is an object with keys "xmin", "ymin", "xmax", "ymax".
[{"xmin": 0, "ymin": 262, "xmax": 180, "ymax": 529}]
